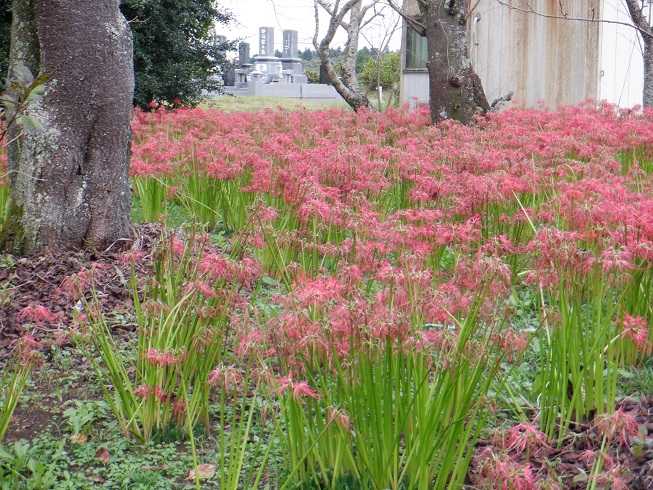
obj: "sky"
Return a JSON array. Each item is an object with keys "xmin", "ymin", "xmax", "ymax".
[{"xmin": 219, "ymin": 0, "xmax": 401, "ymax": 55}]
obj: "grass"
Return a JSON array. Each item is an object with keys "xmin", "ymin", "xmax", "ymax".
[{"xmin": 202, "ymin": 95, "xmax": 349, "ymax": 112}]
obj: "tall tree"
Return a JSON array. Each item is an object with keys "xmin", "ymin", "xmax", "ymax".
[
  {"xmin": 624, "ymin": 0, "xmax": 653, "ymax": 108},
  {"xmin": 314, "ymin": 0, "xmax": 382, "ymax": 111},
  {"xmin": 390, "ymin": 0, "xmax": 489, "ymax": 123},
  {"xmin": 1, "ymin": 0, "xmax": 134, "ymax": 254}
]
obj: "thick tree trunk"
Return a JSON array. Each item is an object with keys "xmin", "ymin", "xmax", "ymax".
[
  {"xmin": 1, "ymin": 0, "xmax": 134, "ymax": 254},
  {"xmin": 643, "ymin": 41, "xmax": 653, "ymax": 108},
  {"xmin": 423, "ymin": 1, "xmax": 489, "ymax": 123}
]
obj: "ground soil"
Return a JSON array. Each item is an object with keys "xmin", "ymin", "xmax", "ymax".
[{"xmin": 0, "ymin": 224, "xmax": 160, "ymax": 359}]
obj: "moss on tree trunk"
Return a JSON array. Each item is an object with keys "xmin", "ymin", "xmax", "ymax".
[{"xmin": 1, "ymin": 0, "xmax": 134, "ymax": 254}]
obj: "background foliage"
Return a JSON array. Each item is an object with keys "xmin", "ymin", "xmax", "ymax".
[
  {"xmin": 121, "ymin": 0, "xmax": 236, "ymax": 108},
  {"xmin": 359, "ymin": 51, "xmax": 400, "ymax": 91},
  {"xmin": 0, "ymin": 0, "xmax": 236, "ymax": 107}
]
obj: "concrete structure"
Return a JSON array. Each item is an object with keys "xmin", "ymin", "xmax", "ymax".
[
  {"xmin": 400, "ymin": 0, "xmax": 646, "ymax": 109},
  {"xmin": 259, "ymin": 27, "xmax": 275, "ymax": 57},
  {"xmin": 283, "ymin": 30, "xmax": 299, "ymax": 58},
  {"xmin": 222, "ymin": 27, "xmax": 342, "ymax": 102},
  {"xmin": 281, "ymin": 30, "xmax": 307, "ymax": 84},
  {"xmin": 224, "ymin": 82, "xmax": 343, "ymax": 99},
  {"xmin": 239, "ymin": 42, "xmax": 251, "ymax": 66}
]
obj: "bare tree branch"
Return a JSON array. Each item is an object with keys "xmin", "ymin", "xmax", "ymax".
[
  {"xmin": 313, "ymin": 0, "xmax": 373, "ymax": 110},
  {"xmin": 317, "ymin": 0, "xmax": 351, "ymax": 30},
  {"xmin": 385, "ymin": 0, "xmax": 426, "ymax": 35},
  {"xmin": 624, "ymin": 0, "xmax": 652, "ymax": 38}
]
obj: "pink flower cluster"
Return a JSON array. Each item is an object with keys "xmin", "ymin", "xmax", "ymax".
[{"xmin": 144, "ymin": 348, "xmax": 183, "ymax": 366}]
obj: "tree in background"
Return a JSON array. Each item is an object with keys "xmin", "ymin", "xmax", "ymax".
[
  {"xmin": 305, "ymin": 69, "xmax": 320, "ymax": 83},
  {"xmin": 300, "ymin": 48, "xmax": 315, "ymax": 61},
  {"xmin": 356, "ymin": 46, "xmax": 378, "ymax": 71},
  {"xmin": 0, "ymin": 1, "xmax": 235, "ymax": 108},
  {"xmin": 121, "ymin": 0, "xmax": 236, "ymax": 108},
  {"xmin": 1, "ymin": 0, "xmax": 134, "ymax": 253},
  {"xmin": 359, "ymin": 8, "xmax": 401, "ymax": 110},
  {"xmin": 360, "ymin": 51, "xmax": 400, "ymax": 92},
  {"xmin": 313, "ymin": 0, "xmax": 384, "ymax": 111},
  {"xmin": 622, "ymin": 1, "xmax": 653, "ymax": 107},
  {"xmin": 389, "ymin": 0, "xmax": 489, "ymax": 123}
]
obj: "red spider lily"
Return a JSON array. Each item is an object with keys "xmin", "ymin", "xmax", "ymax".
[
  {"xmin": 593, "ymin": 465, "xmax": 632, "ymax": 490},
  {"xmin": 134, "ymin": 385, "xmax": 167, "ymax": 402},
  {"xmin": 57, "ymin": 268, "xmax": 96, "ymax": 300},
  {"xmin": 17, "ymin": 305, "xmax": 62, "ymax": 325},
  {"xmin": 172, "ymin": 398, "xmax": 186, "ymax": 418},
  {"xmin": 594, "ymin": 408, "xmax": 639, "ymax": 447},
  {"xmin": 120, "ymin": 250, "xmax": 146, "ymax": 265},
  {"xmin": 277, "ymin": 376, "xmax": 319, "ymax": 401},
  {"xmin": 326, "ymin": 406, "xmax": 351, "ymax": 432},
  {"xmin": 503, "ymin": 423, "xmax": 550, "ymax": 457},
  {"xmin": 144, "ymin": 348, "xmax": 183, "ymax": 367},
  {"xmin": 208, "ymin": 365, "xmax": 243, "ymax": 391},
  {"xmin": 16, "ymin": 335, "xmax": 42, "ymax": 366},
  {"xmin": 494, "ymin": 330, "xmax": 529, "ymax": 362},
  {"xmin": 183, "ymin": 281, "xmax": 217, "ymax": 299},
  {"xmin": 622, "ymin": 314, "xmax": 650, "ymax": 352},
  {"xmin": 474, "ymin": 448, "xmax": 539, "ymax": 490}
]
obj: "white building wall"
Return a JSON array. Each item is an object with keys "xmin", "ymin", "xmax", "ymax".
[
  {"xmin": 598, "ymin": 0, "xmax": 644, "ymax": 107},
  {"xmin": 399, "ymin": 72, "xmax": 430, "ymax": 107},
  {"xmin": 400, "ymin": 0, "xmax": 645, "ymax": 109},
  {"xmin": 470, "ymin": 0, "xmax": 601, "ymax": 107}
]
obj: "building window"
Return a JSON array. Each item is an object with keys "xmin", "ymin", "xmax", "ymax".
[{"xmin": 405, "ymin": 27, "xmax": 427, "ymax": 70}]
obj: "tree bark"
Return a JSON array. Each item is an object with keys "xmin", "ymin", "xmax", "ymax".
[
  {"xmin": 2, "ymin": 0, "xmax": 134, "ymax": 254},
  {"xmin": 341, "ymin": 0, "xmax": 362, "ymax": 92},
  {"xmin": 643, "ymin": 40, "xmax": 653, "ymax": 108},
  {"xmin": 422, "ymin": 0, "xmax": 489, "ymax": 123},
  {"xmin": 314, "ymin": 0, "xmax": 370, "ymax": 111},
  {"xmin": 624, "ymin": 0, "xmax": 653, "ymax": 108}
]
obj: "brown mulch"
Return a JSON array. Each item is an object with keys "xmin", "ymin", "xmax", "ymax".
[
  {"xmin": 0, "ymin": 224, "xmax": 161, "ymax": 359},
  {"xmin": 470, "ymin": 397, "xmax": 653, "ymax": 489}
]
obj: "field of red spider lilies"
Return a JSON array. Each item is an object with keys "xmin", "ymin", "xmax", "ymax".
[{"xmin": 1, "ymin": 103, "xmax": 653, "ymax": 489}]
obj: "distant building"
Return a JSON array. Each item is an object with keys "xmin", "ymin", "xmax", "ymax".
[
  {"xmin": 400, "ymin": 0, "xmax": 645, "ymax": 109},
  {"xmin": 224, "ymin": 27, "xmax": 342, "ymax": 101}
]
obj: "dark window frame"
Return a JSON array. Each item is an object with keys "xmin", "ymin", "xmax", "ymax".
[{"xmin": 404, "ymin": 26, "xmax": 428, "ymax": 71}]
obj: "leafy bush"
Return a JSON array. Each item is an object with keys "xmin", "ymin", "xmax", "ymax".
[
  {"xmin": 359, "ymin": 52, "xmax": 400, "ymax": 92},
  {"xmin": 0, "ymin": 0, "xmax": 235, "ymax": 107},
  {"xmin": 121, "ymin": 0, "xmax": 236, "ymax": 108}
]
